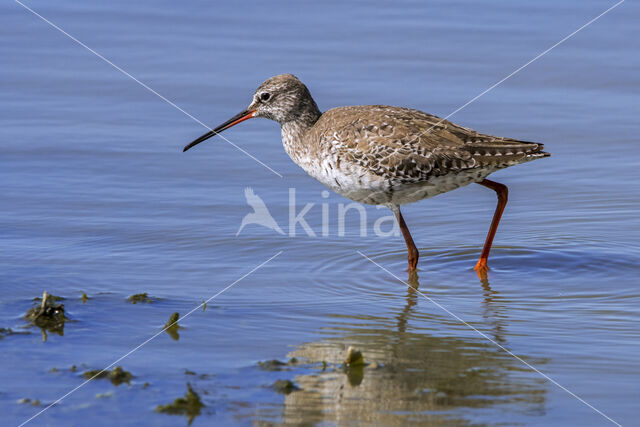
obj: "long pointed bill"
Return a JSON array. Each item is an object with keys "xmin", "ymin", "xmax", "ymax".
[{"xmin": 183, "ymin": 109, "xmax": 256, "ymax": 152}]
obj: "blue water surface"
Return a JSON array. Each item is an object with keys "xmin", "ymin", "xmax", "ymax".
[{"xmin": 1, "ymin": 0, "xmax": 639, "ymax": 425}]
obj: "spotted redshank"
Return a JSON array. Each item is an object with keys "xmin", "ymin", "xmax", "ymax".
[{"xmin": 184, "ymin": 74, "xmax": 549, "ymax": 277}]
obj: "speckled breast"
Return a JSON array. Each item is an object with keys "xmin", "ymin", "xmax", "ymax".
[{"xmin": 296, "ymin": 146, "xmax": 496, "ymax": 206}]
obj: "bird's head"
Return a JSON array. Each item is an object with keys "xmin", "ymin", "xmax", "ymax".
[
  {"xmin": 248, "ymin": 74, "xmax": 317, "ymax": 123},
  {"xmin": 183, "ymin": 74, "xmax": 320, "ymax": 152}
]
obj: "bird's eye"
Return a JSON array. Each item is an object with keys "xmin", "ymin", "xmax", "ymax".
[{"xmin": 260, "ymin": 92, "xmax": 270, "ymax": 101}]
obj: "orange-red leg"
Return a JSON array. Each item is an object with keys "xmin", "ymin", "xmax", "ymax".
[
  {"xmin": 474, "ymin": 179, "xmax": 509, "ymax": 276},
  {"xmin": 394, "ymin": 207, "xmax": 419, "ymax": 273}
]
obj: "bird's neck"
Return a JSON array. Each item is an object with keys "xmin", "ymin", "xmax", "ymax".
[{"xmin": 280, "ymin": 102, "xmax": 322, "ymax": 166}]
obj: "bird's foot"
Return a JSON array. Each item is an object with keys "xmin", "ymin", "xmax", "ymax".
[{"xmin": 474, "ymin": 258, "xmax": 489, "ymax": 280}]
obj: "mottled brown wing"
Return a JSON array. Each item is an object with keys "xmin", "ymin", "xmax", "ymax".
[{"xmin": 317, "ymin": 105, "xmax": 548, "ymax": 184}]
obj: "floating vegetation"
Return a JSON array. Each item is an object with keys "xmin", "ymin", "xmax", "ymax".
[
  {"xmin": 271, "ymin": 379, "xmax": 299, "ymax": 395},
  {"xmin": 25, "ymin": 291, "xmax": 66, "ymax": 341},
  {"xmin": 258, "ymin": 359, "xmax": 286, "ymax": 371},
  {"xmin": 164, "ymin": 312, "xmax": 182, "ymax": 341},
  {"xmin": 343, "ymin": 346, "xmax": 365, "ymax": 386},
  {"xmin": 165, "ymin": 312, "xmax": 180, "ymax": 328},
  {"xmin": 258, "ymin": 357, "xmax": 299, "ymax": 371},
  {"xmin": 344, "ymin": 346, "xmax": 365, "ymax": 366},
  {"xmin": 96, "ymin": 391, "xmax": 113, "ymax": 399},
  {"xmin": 82, "ymin": 366, "xmax": 133, "ymax": 386},
  {"xmin": 107, "ymin": 366, "xmax": 133, "ymax": 386},
  {"xmin": 156, "ymin": 383, "xmax": 203, "ymax": 425},
  {"xmin": 127, "ymin": 293, "xmax": 152, "ymax": 304},
  {"xmin": 183, "ymin": 369, "xmax": 213, "ymax": 380}
]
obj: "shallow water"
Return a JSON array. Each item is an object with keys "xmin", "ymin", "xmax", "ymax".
[{"xmin": 1, "ymin": 0, "xmax": 639, "ymax": 425}]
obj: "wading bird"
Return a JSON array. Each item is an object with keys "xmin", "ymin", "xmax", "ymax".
[{"xmin": 184, "ymin": 74, "xmax": 549, "ymax": 277}]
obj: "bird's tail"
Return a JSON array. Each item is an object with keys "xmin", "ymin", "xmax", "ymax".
[{"xmin": 465, "ymin": 139, "xmax": 550, "ymax": 165}]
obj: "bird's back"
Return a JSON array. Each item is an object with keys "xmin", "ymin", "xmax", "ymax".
[
  {"xmin": 293, "ymin": 105, "xmax": 550, "ymax": 205},
  {"xmin": 307, "ymin": 105, "xmax": 549, "ymax": 185}
]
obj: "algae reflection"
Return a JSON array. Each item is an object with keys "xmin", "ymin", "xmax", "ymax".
[{"xmin": 270, "ymin": 276, "xmax": 547, "ymax": 425}]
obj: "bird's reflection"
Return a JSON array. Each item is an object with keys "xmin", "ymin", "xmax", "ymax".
[
  {"xmin": 479, "ymin": 275, "xmax": 508, "ymax": 345},
  {"xmin": 397, "ymin": 272, "xmax": 507, "ymax": 345},
  {"xmin": 274, "ymin": 273, "xmax": 546, "ymax": 425},
  {"xmin": 395, "ymin": 273, "xmax": 420, "ymax": 334}
]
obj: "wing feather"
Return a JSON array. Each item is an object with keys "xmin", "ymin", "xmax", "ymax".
[{"xmin": 313, "ymin": 105, "xmax": 549, "ymax": 184}]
